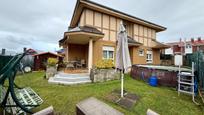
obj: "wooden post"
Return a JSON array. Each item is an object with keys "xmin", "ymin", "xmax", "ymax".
[{"xmin": 66, "ymin": 45, "xmax": 69, "ymax": 62}]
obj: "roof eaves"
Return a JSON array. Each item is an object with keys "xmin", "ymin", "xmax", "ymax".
[
  {"xmin": 82, "ymin": 0, "xmax": 166, "ymax": 31},
  {"xmin": 70, "ymin": 0, "xmax": 81, "ymax": 28}
]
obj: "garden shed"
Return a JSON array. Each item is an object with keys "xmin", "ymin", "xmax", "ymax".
[{"xmin": 33, "ymin": 52, "xmax": 63, "ymax": 71}]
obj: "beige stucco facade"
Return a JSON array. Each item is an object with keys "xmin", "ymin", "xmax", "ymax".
[
  {"xmin": 77, "ymin": 8, "xmax": 161, "ymax": 65},
  {"xmin": 80, "ymin": 9, "xmax": 157, "ymax": 45},
  {"xmin": 60, "ymin": 0, "xmax": 167, "ymax": 69}
]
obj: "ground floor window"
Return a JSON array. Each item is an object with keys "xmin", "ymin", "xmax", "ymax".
[
  {"xmin": 146, "ymin": 50, "xmax": 153, "ymax": 63},
  {"xmin": 103, "ymin": 46, "xmax": 114, "ymax": 60}
]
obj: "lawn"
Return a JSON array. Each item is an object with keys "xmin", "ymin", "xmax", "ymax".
[{"xmin": 14, "ymin": 72, "xmax": 203, "ymax": 115}]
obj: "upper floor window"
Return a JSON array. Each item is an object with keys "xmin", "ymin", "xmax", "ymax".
[
  {"xmin": 186, "ymin": 44, "xmax": 192, "ymax": 49},
  {"xmin": 103, "ymin": 46, "xmax": 114, "ymax": 60},
  {"xmin": 138, "ymin": 49, "xmax": 144, "ymax": 56}
]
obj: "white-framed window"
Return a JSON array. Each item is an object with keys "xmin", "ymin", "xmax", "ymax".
[
  {"xmin": 186, "ymin": 44, "xmax": 192, "ymax": 49},
  {"xmin": 146, "ymin": 50, "xmax": 153, "ymax": 63},
  {"xmin": 103, "ymin": 46, "xmax": 114, "ymax": 59},
  {"xmin": 138, "ymin": 49, "xmax": 144, "ymax": 56}
]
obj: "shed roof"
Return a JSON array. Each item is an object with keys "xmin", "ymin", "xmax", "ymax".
[{"xmin": 33, "ymin": 52, "xmax": 63, "ymax": 57}]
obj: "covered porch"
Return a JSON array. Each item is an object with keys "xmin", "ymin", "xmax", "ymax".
[
  {"xmin": 59, "ymin": 26, "xmax": 104, "ymax": 73},
  {"xmin": 151, "ymin": 39, "xmax": 170, "ymax": 65}
]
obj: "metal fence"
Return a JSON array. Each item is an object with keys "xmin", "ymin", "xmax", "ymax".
[
  {"xmin": 0, "ymin": 55, "xmax": 13, "ymax": 70},
  {"xmin": 0, "ymin": 54, "xmax": 34, "ymax": 72},
  {"xmin": 185, "ymin": 51, "xmax": 204, "ymax": 89}
]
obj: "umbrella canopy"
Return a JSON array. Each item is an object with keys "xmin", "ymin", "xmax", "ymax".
[
  {"xmin": 116, "ymin": 22, "xmax": 132, "ymax": 98},
  {"xmin": 116, "ymin": 22, "xmax": 132, "ymax": 73}
]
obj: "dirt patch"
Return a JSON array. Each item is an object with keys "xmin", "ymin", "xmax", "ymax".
[
  {"xmin": 117, "ymin": 98, "xmax": 135, "ymax": 109},
  {"xmin": 125, "ymin": 93, "xmax": 139, "ymax": 101},
  {"xmin": 106, "ymin": 89, "xmax": 139, "ymax": 109}
]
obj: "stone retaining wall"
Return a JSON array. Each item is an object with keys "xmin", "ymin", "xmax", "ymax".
[
  {"xmin": 90, "ymin": 69, "xmax": 120, "ymax": 82},
  {"xmin": 46, "ymin": 66, "xmax": 57, "ymax": 79}
]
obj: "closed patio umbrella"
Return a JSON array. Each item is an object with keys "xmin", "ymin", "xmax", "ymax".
[{"xmin": 116, "ymin": 21, "xmax": 132, "ymax": 97}]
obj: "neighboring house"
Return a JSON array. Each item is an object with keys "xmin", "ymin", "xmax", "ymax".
[
  {"xmin": 163, "ymin": 37, "xmax": 204, "ymax": 66},
  {"xmin": 33, "ymin": 52, "xmax": 63, "ymax": 71},
  {"xmin": 165, "ymin": 37, "xmax": 204, "ymax": 55},
  {"xmin": 59, "ymin": 0, "xmax": 168, "ymax": 71},
  {"xmin": 0, "ymin": 48, "xmax": 42, "ymax": 56},
  {"xmin": 26, "ymin": 48, "xmax": 39, "ymax": 55}
]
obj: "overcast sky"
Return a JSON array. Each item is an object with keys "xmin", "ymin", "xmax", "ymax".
[{"xmin": 0, "ymin": 0, "xmax": 204, "ymax": 52}]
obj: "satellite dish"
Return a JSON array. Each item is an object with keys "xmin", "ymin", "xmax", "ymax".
[{"xmin": 24, "ymin": 66, "xmax": 31, "ymax": 73}]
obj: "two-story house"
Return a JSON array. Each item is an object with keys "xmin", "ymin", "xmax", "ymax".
[{"xmin": 59, "ymin": 0, "xmax": 168, "ymax": 71}]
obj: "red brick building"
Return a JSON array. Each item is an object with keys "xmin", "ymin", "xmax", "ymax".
[{"xmin": 165, "ymin": 37, "xmax": 204, "ymax": 55}]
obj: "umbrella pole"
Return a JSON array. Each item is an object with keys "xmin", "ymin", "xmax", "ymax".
[{"xmin": 121, "ymin": 69, "xmax": 124, "ymax": 98}]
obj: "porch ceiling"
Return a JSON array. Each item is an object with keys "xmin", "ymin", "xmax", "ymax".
[{"xmin": 65, "ymin": 32, "xmax": 104, "ymax": 45}]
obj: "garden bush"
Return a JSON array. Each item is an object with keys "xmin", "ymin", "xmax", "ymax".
[
  {"xmin": 47, "ymin": 58, "xmax": 58, "ymax": 67},
  {"xmin": 95, "ymin": 59, "xmax": 114, "ymax": 69}
]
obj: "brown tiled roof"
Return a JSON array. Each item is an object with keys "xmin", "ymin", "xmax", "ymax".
[
  {"xmin": 67, "ymin": 26, "xmax": 104, "ymax": 35},
  {"xmin": 59, "ymin": 26, "xmax": 104, "ymax": 45},
  {"xmin": 59, "ymin": 38, "xmax": 66, "ymax": 44},
  {"xmin": 127, "ymin": 36, "xmax": 142, "ymax": 46},
  {"xmin": 165, "ymin": 39, "xmax": 204, "ymax": 47},
  {"xmin": 152, "ymin": 39, "xmax": 170, "ymax": 49}
]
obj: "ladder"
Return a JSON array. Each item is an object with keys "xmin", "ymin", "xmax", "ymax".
[{"xmin": 178, "ymin": 62, "xmax": 199, "ymax": 105}]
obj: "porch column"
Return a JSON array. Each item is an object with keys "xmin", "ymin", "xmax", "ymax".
[
  {"xmin": 66, "ymin": 45, "xmax": 69, "ymax": 62},
  {"xmin": 88, "ymin": 39, "xmax": 93, "ymax": 72}
]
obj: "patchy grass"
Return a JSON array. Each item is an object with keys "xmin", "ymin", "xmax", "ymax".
[{"xmin": 14, "ymin": 72, "xmax": 203, "ymax": 115}]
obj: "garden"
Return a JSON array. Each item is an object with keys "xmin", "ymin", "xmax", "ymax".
[{"xmin": 14, "ymin": 71, "xmax": 203, "ymax": 115}]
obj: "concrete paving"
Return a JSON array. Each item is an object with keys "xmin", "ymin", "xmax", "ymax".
[
  {"xmin": 76, "ymin": 97, "xmax": 124, "ymax": 115},
  {"xmin": 48, "ymin": 72, "xmax": 91, "ymax": 85}
]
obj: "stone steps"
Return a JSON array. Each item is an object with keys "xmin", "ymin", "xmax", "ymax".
[{"xmin": 48, "ymin": 72, "xmax": 91, "ymax": 85}]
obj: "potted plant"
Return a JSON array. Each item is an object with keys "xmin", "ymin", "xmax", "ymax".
[
  {"xmin": 90, "ymin": 59, "xmax": 120, "ymax": 82},
  {"xmin": 45, "ymin": 58, "xmax": 58, "ymax": 79}
]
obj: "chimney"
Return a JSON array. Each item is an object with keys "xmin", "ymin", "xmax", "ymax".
[
  {"xmin": 191, "ymin": 38, "xmax": 194, "ymax": 43},
  {"xmin": 1, "ymin": 49, "xmax": 5, "ymax": 55},
  {"xmin": 179, "ymin": 38, "xmax": 182, "ymax": 43},
  {"xmin": 198, "ymin": 37, "xmax": 201, "ymax": 42},
  {"xmin": 23, "ymin": 47, "xmax": 27, "ymax": 53}
]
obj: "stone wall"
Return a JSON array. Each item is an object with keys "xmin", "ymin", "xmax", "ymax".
[
  {"xmin": 90, "ymin": 69, "xmax": 120, "ymax": 82},
  {"xmin": 46, "ymin": 66, "xmax": 57, "ymax": 79}
]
